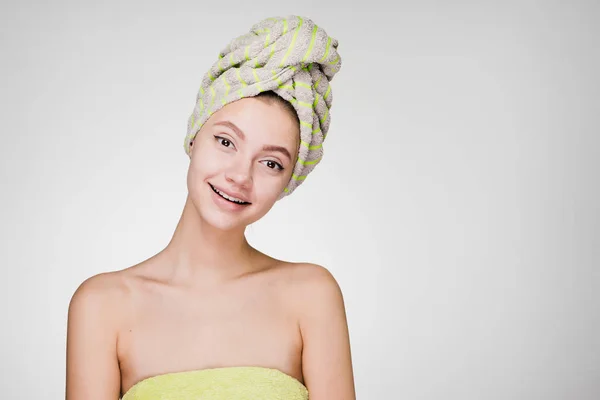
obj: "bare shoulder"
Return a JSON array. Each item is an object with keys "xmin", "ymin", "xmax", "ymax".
[
  {"xmin": 68, "ymin": 270, "xmax": 131, "ymax": 325},
  {"xmin": 288, "ymin": 262, "xmax": 342, "ymax": 292},
  {"xmin": 70, "ymin": 270, "xmax": 129, "ymax": 303},
  {"xmin": 284, "ymin": 262, "xmax": 346, "ymax": 312},
  {"xmin": 288, "ymin": 263, "xmax": 355, "ymax": 399},
  {"xmin": 66, "ymin": 270, "xmax": 132, "ymax": 399}
]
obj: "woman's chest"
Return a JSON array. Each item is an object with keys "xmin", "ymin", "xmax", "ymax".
[{"xmin": 117, "ymin": 283, "xmax": 303, "ymax": 393}]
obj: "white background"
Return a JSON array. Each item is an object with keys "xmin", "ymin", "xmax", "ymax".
[{"xmin": 1, "ymin": 1, "xmax": 599, "ymax": 399}]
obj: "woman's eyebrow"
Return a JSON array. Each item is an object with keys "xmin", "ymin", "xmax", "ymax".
[
  {"xmin": 214, "ymin": 120, "xmax": 246, "ymax": 140},
  {"xmin": 262, "ymin": 145, "xmax": 292, "ymax": 161}
]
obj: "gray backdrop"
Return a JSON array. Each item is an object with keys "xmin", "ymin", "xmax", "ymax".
[{"xmin": 1, "ymin": 0, "xmax": 598, "ymax": 399}]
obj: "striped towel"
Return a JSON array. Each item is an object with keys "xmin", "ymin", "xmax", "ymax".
[{"xmin": 184, "ymin": 15, "xmax": 342, "ymax": 199}]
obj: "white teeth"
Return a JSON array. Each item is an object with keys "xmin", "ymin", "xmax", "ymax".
[{"xmin": 215, "ymin": 188, "xmax": 246, "ymax": 204}]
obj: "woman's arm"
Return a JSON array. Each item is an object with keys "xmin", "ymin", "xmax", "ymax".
[
  {"xmin": 66, "ymin": 273, "xmax": 122, "ymax": 400},
  {"xmin": 298, "ymin": 264, "xmax": 356, "ymax": 400}
]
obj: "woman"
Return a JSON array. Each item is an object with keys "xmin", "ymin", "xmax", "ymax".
[{"xmin": 66, "ymin": 15, "xmax": 355, "ymax": 400}]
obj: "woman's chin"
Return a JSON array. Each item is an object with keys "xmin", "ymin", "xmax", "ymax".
[
  {"xmin": 197, "ymin": 205, "xmax": 247, "ymax": 230},
  {"xmin": 200, "ymin": 202, "xmax": 265, "ymax": 231}
]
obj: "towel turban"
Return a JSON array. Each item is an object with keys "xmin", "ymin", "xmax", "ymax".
[{"xmin": 184, "ymin": 15, "xmax": 342, "ymax": 199}]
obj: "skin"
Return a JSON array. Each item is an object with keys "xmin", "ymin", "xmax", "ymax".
[{"xmin": 65, "ymin": 96, "xmax": 356, "ymax": 400}]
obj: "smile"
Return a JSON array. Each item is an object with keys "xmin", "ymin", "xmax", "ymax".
[{"xmin": 209, "ymin": 183, "xmax": 251, "ymax": 205}]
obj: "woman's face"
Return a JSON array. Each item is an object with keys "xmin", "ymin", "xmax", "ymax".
[{"xmin": 187, "ymin": 97, "xmax": 300, "ymax": 231}]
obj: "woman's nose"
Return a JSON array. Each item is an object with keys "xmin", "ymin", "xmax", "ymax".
[{"xmin": 225, "ymin": 160, "xmax": 253, "ymax": 188}]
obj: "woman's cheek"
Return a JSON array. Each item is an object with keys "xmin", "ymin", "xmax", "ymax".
[{"xmin": 193, "ymin": 143, "xmax": 221, "ymax": 172}]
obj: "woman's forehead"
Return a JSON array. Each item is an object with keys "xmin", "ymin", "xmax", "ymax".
[{"xmin": 209, "ymin": 98, "xmax": 299, "ymax": 144}]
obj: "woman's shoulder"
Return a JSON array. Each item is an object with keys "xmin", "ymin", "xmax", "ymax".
[
  {"xmin": 283, "ymin": 262, "xmax": 337, "ymax": 282},
  {"xmin": 70, "ymin": 257, "xmax": 162, "ymax": 300},
  {"xmin": 274, "ymin": 261, "xmax": 348, "ymax": 352},
  {"xmin": 66, "ymin": 271, "xmax": 133, "ymax": 359},
  {"xmin": 274, "ymin": 261, "xmax": 344, "ymax": 303},
  {"xmin": 68, "ymin": 268, "xmax": 137, "ymax": 323},
  {"xmin": 69, "ymin": 263, "xmax": 156, "ymax": 324}
]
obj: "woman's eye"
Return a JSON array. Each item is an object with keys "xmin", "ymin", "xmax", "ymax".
[
  {"xmin": 215, "ymin": 136, "xmax": 234, "ymax": 149},
  {"xmin": 263, "ymin": 160, "xmax": 284, "ymax": 171}
]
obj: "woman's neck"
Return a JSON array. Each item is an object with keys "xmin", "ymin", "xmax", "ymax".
[{"xmin": 159, "ymin": 195, "xmax": 258, "ymax": 286}]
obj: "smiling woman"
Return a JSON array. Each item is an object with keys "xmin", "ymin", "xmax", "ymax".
[
  {"xmin": 187, "ymin": 94, "xmax": 301, "ymax": 227},
  {"xmin": 65, "ymin": 15, "xmax": 354, "ymax": 400}
]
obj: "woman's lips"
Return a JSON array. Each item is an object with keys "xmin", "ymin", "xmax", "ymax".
[
  {"xmin": 209, "ymin": 183, "xmax": 251, "ymax": 210},
  {"xmin": 209, "ymin": 183, "xmax": 250, "ymax": 204}
]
